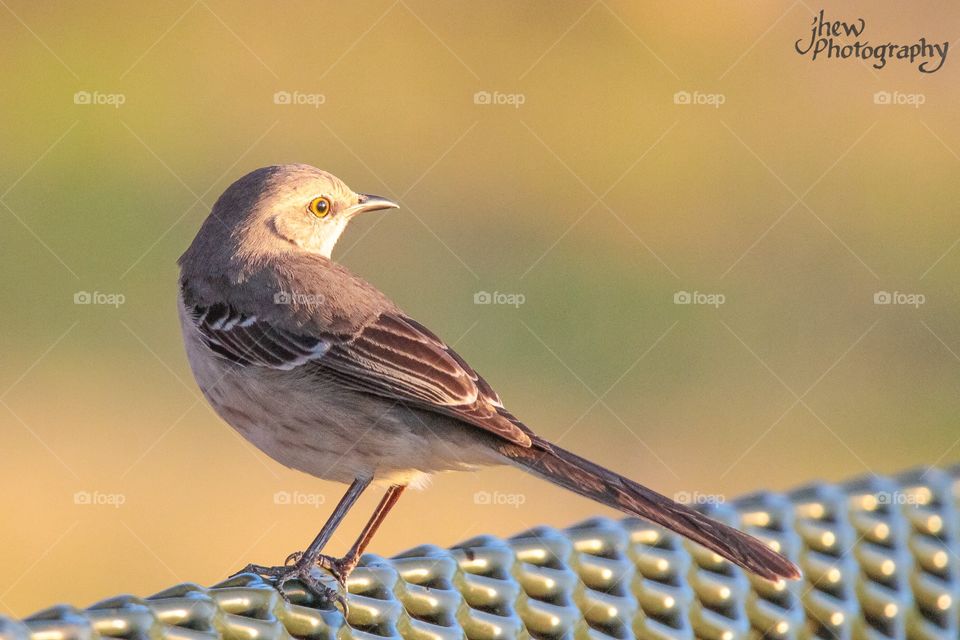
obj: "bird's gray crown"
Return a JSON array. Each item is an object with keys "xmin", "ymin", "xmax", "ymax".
[
  {"xmin": 179, "ymin": 164, "xmax": 377, "ymax": 278},
  {"xmin": 213, "ymin": 164, "xmax": 354, "ymax": 225}
]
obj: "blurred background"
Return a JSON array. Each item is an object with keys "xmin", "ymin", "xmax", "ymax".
[{"xmin": 1, "ymin": 0, "xmax": 958, "ymax": 616}]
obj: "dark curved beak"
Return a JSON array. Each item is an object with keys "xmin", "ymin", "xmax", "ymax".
[{"xmin": 351, "ymin": 193, "xmax": 399, "ymax": 215}]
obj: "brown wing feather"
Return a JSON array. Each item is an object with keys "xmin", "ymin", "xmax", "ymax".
[
  {"xmin": 188, "ymin": 300, "xmax": 532, "ymax": 448},
  {"xmin": 318, "ymin": 313, "xmax": 532, "ymax": 447}
]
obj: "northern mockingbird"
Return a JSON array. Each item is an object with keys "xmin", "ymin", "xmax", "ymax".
[{"xmin": 178, "ymin": 164, "xmax": 800, "ymax": 604}]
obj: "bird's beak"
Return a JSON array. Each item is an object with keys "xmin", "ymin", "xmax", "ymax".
[{"xmin": 350, "ymin": 193, "xmax": 399, "ymax": 216}]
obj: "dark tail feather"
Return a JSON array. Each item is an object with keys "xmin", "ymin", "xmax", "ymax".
[{"xmin": 501, "ymin": 440, "xmax": 801, "ymax": 581}]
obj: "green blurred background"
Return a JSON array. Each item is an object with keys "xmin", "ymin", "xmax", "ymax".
[{"xmin": 1, "ymin": 0, "xmax": 958, "ymax": 616}]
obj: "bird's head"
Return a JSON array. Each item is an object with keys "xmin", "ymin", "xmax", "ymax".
[{"xmin": 193, "ymin": 164, "xmax": 398, "ymax": 263}]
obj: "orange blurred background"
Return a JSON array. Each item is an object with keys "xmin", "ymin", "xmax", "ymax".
[{"xmin": 1, "ymin": 1, "xmax": 958, "ymax": 616}]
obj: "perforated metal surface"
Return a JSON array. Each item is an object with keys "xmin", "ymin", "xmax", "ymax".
[{"xmin": 2, "ymin": 466, "xmax": 959, "ymax": 640}]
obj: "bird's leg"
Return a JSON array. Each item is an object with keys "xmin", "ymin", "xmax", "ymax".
[
  {"xmin": 316, "ymin": 484, "xmax": 406, "ymax": 585},
  {"xmin": 297, "ymin": 477, "xmax": 372, "ymax": 566},
  {"xmin": 233, "ymin": 477, "xmax": 371, "ymax": 606}
]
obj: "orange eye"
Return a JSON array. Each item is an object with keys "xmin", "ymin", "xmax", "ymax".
[{"xmin": 308, "ymin": 196, "xmax": 331, "ymax": 218}]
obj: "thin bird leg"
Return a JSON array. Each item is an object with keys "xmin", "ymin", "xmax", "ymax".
[
  {"xmin": 321, "ymin": 484, "xmax": 406, "ymax": 582},
  {"xmin": 296, "ymin": 477, "xmax": 372, "ymax": 566},
  {"xmin": 235, "ymin": 477, "xmax": 371, "ymax": 605}
]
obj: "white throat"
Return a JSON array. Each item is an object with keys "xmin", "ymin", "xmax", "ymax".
[{"xmin": 275, "ymin": 215, "xmax": 348, "ymax": 259}]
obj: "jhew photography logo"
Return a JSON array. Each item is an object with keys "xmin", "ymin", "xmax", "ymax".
[
  {"xmin": 873, "ymin": 91, "xmax": 925, "ymax": 108},
  {"xmin": 474, "ymin": 290, "xmax": 526, "ymax": 308},
  {"xmin": 673, "ymin": 90, "xmax": 725, "ymax": 108},
  {"xmin": 73, "ymin": 90, "xmax": 126, "ymax": 108},
  {"xmin": 473, "ymin": 90, "xmax": 526, "ymax": 108},
  {"xmin": 273, "ymin": 90, "xmax": 326, "ymax": 108},
  {"xmin": 74, "ymin": 290, "xmax": 125, "ymax": 307},
  {"xmin": 674, "ymin": 290, "xmax": 726, "ymax": 308},
  {"xmin": 874, "ymin": 291, "xmax": 925, "ymax": 308},
  {"xmin": 795, "ymin": 9, "xmax": 948, "ymax": 73}
]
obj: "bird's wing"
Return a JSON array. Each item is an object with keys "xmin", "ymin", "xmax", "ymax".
[
  {"xmin": 189, "ymin": 302, "xmax": 333, "ymax": 369},
  {"xmin": 187, "ymin": 302, "xmax": 533, "ymax": 447}
]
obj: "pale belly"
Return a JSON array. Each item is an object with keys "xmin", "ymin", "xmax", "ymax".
[{"xmin": 177, "ymin": 295, "xmax": 503, "ymax": 487}]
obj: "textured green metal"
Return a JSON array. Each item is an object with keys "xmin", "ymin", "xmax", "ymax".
[{"xmin": 2, "ymin": 466, "xmax": 959, "ymax": 640}]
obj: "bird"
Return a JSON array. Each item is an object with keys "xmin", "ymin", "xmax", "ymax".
[{"xmin": 177, "ymin": 163, "xmax": 801, "ymax": 604}]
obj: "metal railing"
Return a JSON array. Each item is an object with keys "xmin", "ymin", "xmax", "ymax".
[{"xmin": 2, "ymin": 466, "xmax": 958, "ymax": 640}]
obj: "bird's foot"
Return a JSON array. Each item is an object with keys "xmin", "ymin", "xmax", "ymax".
[
  {"xmin": 284, "ymin": 550, "xmax": 356, "ymax": 588},
  {"xmin": 232, "ymin": 556, "xmax": 348, "ymax": 612}
]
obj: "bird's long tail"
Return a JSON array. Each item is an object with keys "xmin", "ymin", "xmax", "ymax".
[{"xmin": 500, "ymin": 439, "xmax": 800, "ymax": 581}]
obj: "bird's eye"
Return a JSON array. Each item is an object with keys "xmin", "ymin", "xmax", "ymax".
[{"xmin": 308, "ymin": 196, "xmax": 332, "ymax": 218}]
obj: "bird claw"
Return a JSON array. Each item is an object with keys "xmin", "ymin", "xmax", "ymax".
[
  {"xmin": 316, "ymin": 554, "xmax": 351, "ymax": 588},
  {"xmin": 232, "ymin": 557, "xmax": 349, "ymax": 615}
]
